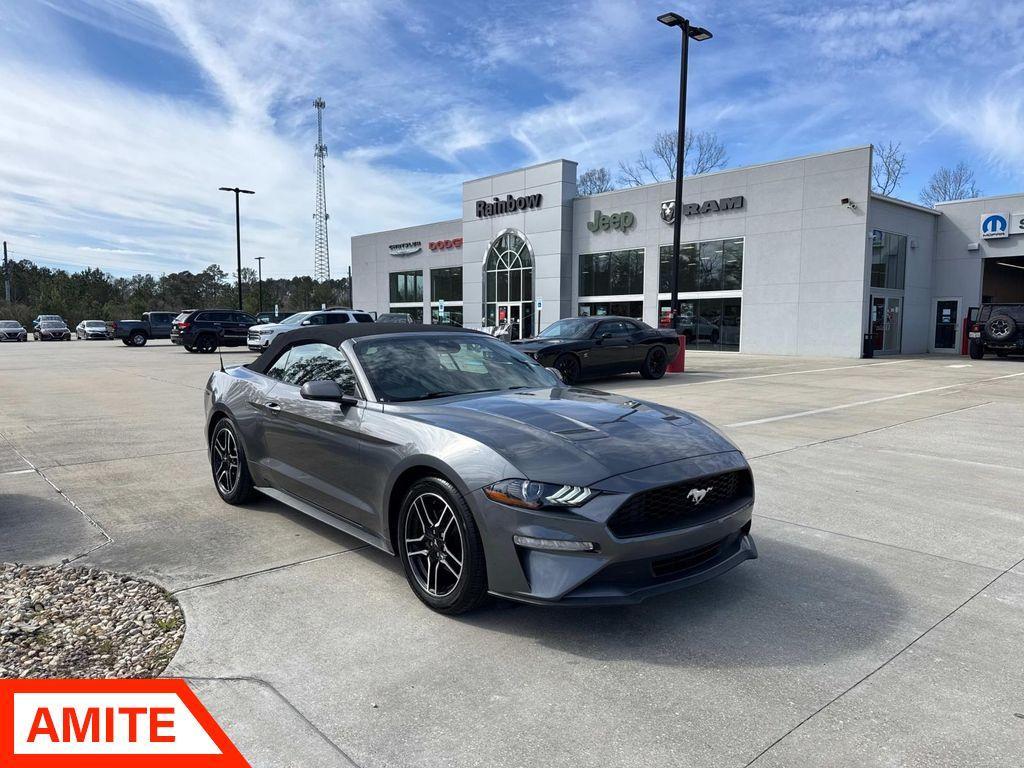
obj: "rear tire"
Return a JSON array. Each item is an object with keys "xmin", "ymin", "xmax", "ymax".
[
  {"xmin": 130, "ymin": 331, "xmax": 147, "ymax": 347},
  {"xmin": 209, "ymin": 418, "xmax": 256, "ymax": 504},
  {"xmin": 121, "ymin": 338, "xmax": 131, "ymax": 346},
  {"xmin": 640, "ymin": 346, "xmax": 669, "ymax": 380},
  {"xmin": 398, "ymin": 476, "xmax": 488, "ymax": 615},
  {"xmin": 969, "ymin": 340, "xmax": 984, "ymax": 359},
  {"xmin": 196, "ymin": 333, "xmax": 217, "ymax": 353}
]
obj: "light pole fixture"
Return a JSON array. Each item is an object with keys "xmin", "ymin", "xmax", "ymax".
[
  {"xmin": 219, "ymin": 186, "xmax": 255, "ymax": 311},
  {"xmin": 254, "ymin": 256, "xmax": 265, "ymax": 313},
  {"xmin": 658, "ymin": 11, "xmax": 712, "ymax": 325}
]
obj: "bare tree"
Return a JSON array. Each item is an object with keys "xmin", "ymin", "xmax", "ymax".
[
  {"xmin": 617, "ymin": 129, "xmax": 728, "ymax": 187},
  {"xmin": 920, "ymin": 161, "xmax": 981, "ymax": 207},
  {"xmin": 871, "ymin": 141, "xmax": 907, "ymax": 196},
  {"xmin": 576, "ymin": 167, "xmax": 615, "ymax": 196}
]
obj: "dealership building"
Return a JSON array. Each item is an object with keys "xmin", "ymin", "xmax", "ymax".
[{"xmin": 351, "ymin": 146, "xmax": 1024, "ymax": 357}]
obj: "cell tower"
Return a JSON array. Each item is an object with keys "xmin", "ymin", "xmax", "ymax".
[{"xmin": 312, "ymin": 97, "xmax": 330, "ymax": 281}]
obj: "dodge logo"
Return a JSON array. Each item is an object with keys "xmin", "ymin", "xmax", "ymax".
[{"xmin": 687, "ymin": 487, "xmax": 711, "ymax": 504}]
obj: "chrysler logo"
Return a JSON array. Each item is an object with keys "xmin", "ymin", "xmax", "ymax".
[{"xmin": 687, "ymin": 487, "xmax": 711, "ymax": 504}]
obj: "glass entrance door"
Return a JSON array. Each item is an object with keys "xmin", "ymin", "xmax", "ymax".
[
  {"xmin": 496, "ymin": 303, "xmax": 522, "ymax": 340},
  {"xmin": 933, "ymin": 299, "xmax": 959, "ymax": 351},
  {"xmin": 870, "ymin": 296, "xmax": 903, "ymax": 353}
]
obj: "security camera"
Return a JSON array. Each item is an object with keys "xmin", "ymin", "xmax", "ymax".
[{"xmin": 841, "ymin": 197, "xmax": 857, "ymax": 210}]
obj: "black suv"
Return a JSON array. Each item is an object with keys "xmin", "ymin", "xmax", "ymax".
[
  {"xmin": 968, "ymin": 303, "xmax": 1024, "ymax": 359},
  {"xmin": 170, "ymin": 309, "xmax": 258, "ymax": 353}
]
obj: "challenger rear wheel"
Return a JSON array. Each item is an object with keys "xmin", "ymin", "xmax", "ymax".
[
  {"xmin": 640, "ymin": 346, "xmax": 669, "ymax": 380},
  {"xmin": 399, "ymin": 477, "xmax": 487, "ymax": 614}
]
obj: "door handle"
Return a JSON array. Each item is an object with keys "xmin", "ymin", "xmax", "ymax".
[{"xmin": 266, "ymin": 402, "xmax": 281, "ymax": 412}]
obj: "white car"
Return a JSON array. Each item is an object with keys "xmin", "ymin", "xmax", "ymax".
[
  {"xmin": 76, "ymin": 319, "xmax": 109, "ymax": 339},
  {"xmin": 247, "ymin": 309, "xmax": 375, "ymax": 350}
]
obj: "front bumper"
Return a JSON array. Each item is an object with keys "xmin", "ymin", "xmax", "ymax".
[
  {"xmin": 470, "ymin": 450, "xmax": 756, "ymax": 605},
  {"xmin": 247, "ymin": 333, "xmax": 272, "ymax": 350}
]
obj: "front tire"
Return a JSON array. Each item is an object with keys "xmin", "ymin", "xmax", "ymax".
[
  {"xmin": 554, "ymin": 353, "xmax": 581, "ymax": 386},
  {"xmin": 209, "ymin": 418, "xmax": 256, "ymax": 504},
  {"xmin": 969, "ymin": 340, "xmax": 984, "ymax": 360},
  {"xmin": 640, "ymin": 346, "xmax": 669, "ymax": 380},
  {"xmin": 398, "ymin": 477, "xmax": 488, "ymax": 615}
]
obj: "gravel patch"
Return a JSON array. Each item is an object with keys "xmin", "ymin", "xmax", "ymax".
[{"xmin": 0, "ymin": 563, "xmax": 185, "ymax": 678}]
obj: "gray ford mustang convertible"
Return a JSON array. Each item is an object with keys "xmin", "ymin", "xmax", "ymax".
[{"xmin": 205, "ymin": 324, "xmax": 756, "ymax": 614}]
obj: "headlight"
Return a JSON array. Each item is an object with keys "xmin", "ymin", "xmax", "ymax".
[
  {"xmin": 483, "ymin": 479, "xmax": 595, "ymax": 509},
  {"xmin": 259, "ymin": 329, "xmax": 275, "ymax": 335}
]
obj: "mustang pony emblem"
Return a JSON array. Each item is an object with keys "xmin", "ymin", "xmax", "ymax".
[{"xmin": 687, "ymin": 487, "xmax": 712, "ymax": 504}]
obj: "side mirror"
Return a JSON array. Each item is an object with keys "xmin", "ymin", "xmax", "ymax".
[
  {"xmin": 301, "ymin": 319, "xmax": 311, "ymax": 326},
  {"xmin": 598, "ymin": 332, "xmax": 611, "ymax": 342},
  {"xmin": 300, "ymin": 380, "xmax": 359, "ymax": 406},
  {"xmin": 546, "ymin": 366, "xmax": 564, "ymax": 384}
]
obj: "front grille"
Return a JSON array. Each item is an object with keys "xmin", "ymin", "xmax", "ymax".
[
  {"xmin": 608, "ymin": 469, "xmax": 751, "ymax": 538},
  {"xmin": 651, "ymin": 540, "xmax": 723, "ymax": 578}
]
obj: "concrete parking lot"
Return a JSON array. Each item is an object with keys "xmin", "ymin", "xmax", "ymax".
[{"xmin": 2, "ymin": 338, "xmax": 1023, "ymax": 767}]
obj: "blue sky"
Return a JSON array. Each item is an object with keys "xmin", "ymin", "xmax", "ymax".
[{"xmin": 1, "ymin": 0, "xmax": 1022, "ymax": 279}]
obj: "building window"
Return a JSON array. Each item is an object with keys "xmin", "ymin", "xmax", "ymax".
[
  {"xmin": 657, "ymin": 297, "xmax": 741, "ymax": 351},
  {"xmin": 578, "ymin": 301, "xmax": 643, "ymax": 319},
  {"xmin": 431, "ymin": 267, "xmax": 462, "ymax": 302},
  {"xmin": 389, "ymin": 270, "xmax": 423, "ymax": 303},
  {"xmin": 389, "ymin": 306, "xmax": 423, "ymax": 323},
  {"xmin": 429, "ymin": 267, "xmax": 463, "ymax": 326},
  {"xmin": 578, "ymin": 249, "xmax": 644, "ymax": 296},
  {"xmin": 484, "ymin": 230, "xmax": 533, "ymax": 339},
  {"xmin": 659, "ymin": 238, "xmax": 743, "ymax": 293},
  {"xmin": 870, "ymin": 230, "xmax": 906, "ymax": 290}
]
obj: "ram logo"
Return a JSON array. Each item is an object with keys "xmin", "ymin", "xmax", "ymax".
[{"xmin": 687, "ymin": 487, "xmax": 711, "ymax": 504}]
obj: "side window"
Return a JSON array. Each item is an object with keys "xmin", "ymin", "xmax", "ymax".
[
  {"xmin": 266, "ymin": 349, "xmax": 292, "ymax": 381},
  {"xmin": 598, "ymin": 321, "xmax": 629, "ymax": 337},
  {"xmin": 326, "ymin": 313, "xmax": 350, "ymax": 324},
  {"xmin": 353, "ymin": 313, "xmax": 375, "ymax": 323},
  {"xmin": 280, "ymin": 343, "xmax": 359, "ymax": 394},
  {"xmin": 306, "ymin": 314, "xmax": 326, "ymax": 326}
]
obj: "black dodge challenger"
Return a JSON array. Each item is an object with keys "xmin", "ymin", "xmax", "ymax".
[{"xmin": 511, "ymin": 316, "xmax": 679, "ymax": 384}]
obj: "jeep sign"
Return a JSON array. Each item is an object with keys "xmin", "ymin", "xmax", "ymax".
[
  {"xmin": 661, "ymin": 195, "xmax": 744, "ymax": 225},
  {"xmin": 587, "ymin": 210, "xmax": 636, "ymax": 233}
]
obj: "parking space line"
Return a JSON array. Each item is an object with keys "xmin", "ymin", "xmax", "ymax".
[{"xmin": 727, "ymin": 371, "xmax": 1024, "ymax": 427}]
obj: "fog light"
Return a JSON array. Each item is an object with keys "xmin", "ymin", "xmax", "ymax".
[{"xmin": 513, "ymin": 535, "xmax": 598, "ymax": 552}]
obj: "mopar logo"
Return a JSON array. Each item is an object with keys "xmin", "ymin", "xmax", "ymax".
[{"xmin": 981, "ymin": 213, "xmax": 1009, "ymax": 239}]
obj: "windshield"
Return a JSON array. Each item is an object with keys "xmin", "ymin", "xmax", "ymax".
[
  {"xmin": 281, "ymin": 311, "xmax": 314, "ymax": 325},
  {"xmin": 537, "ymin": 318, "xmax": 594, "ymax": 339},
  {"xmin": 354, "ymin": 335, "xmax": 557, "ymax": 402},
  {"xmin": 0, "ymin": 321, "xmax": 21, "ymax": 328},
  {"xmin": 85, "ymin": 321, "xmax": 105, "ymax": 327},
  {"xmin": 41, "ymin": 322, "xmax": 65, "ymax": 328}
]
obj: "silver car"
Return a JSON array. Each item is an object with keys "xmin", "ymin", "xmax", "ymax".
[
  {"xmin": 76, "ymin": 319, "xmax": 109, "ymax": 339},
  {"xmin": 205, "ymin": 325, "xmax": 756, "ymax": 613}
]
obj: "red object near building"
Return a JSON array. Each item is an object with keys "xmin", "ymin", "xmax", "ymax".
[{"xmin": 668, "ymin": 334, "xmax": 686, "ymax": 373}]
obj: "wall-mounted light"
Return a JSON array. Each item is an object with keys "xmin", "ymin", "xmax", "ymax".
[
  {"xmin": 841, "ymin": 197, "xmax": 857, "ymax": 210},
  {"xmin": 966, "ymin": 242, "xmax": 980, "ymax": 251}
]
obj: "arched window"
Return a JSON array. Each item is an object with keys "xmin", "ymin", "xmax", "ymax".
[{"xmin": 484, "ymin": 230, "xmax": 534, "ymax": 339}]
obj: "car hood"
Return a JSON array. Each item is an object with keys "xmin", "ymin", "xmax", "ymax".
[
  {"xmin": 393, "ymin": 388, "xmax": 737, "ymax": 486},
  {"xmin": 249, "ymin": 322, "xmax": 288, "ymax": 332}
]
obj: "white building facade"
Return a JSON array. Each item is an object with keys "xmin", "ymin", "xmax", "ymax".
[{"xmin": 352, "ymin": 146, "xmax": 1024, "ymax": 358}]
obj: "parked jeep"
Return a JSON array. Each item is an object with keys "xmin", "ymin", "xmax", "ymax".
[
  {"xmin": 112, "ymin": 311, "xmax": 179, "ymax": 347},
  {"xmin": 968, "ymin": 303, "xmax": 1024, "ymax": 359},
  {"xmin": 171, "ymin": 309, "xmax": 258, "ymax": 353}
]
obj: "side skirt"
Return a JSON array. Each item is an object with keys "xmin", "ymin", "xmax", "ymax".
[{"xmin": 254, "ymin": 486, "xmax": 394, "ymax": 555}]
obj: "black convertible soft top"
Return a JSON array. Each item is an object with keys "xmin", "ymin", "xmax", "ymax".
[{"xmin": 247, "ymin": 323, "xmax": 483, "ymax": 375}]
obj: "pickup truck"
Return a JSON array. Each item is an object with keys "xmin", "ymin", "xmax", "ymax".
[{"xmin": 112, "ymin": 311, "xmax": 180, "ymax": 346}]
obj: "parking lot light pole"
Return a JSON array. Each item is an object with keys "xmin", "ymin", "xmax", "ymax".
[
  {"xmin": 657, "ymin": 12, "xmax": 712, "ymax": 323},
  {"xmin": 254, "ymin": 256, "xmax": 265, "ymax": 313},
  {"xmin": 218, "ymin": 186, "xmax": 255, "ymax": 311}
]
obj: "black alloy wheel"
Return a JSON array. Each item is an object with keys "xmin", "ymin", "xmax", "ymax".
[
  {"xmin": 210, "ymin": 419, "xmax": 255, "ymax": 503},
  {"xmin": 196, "ymin": 334, "xmax": 217, "ymax": 353},
  {"xmin": 986, "ymin": 315, "xmax": 1016, "ymax": 341},
  {"xmin": 640, "ymin": 346, "xmax": 670, "ymax": 380},
  {"xmin": 554, "ymin": 353, "xmax": 581, "ymax": 386},
  {"xmin": 398, "ymin": 477, "xmax": 488, "ymax": 614}
]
